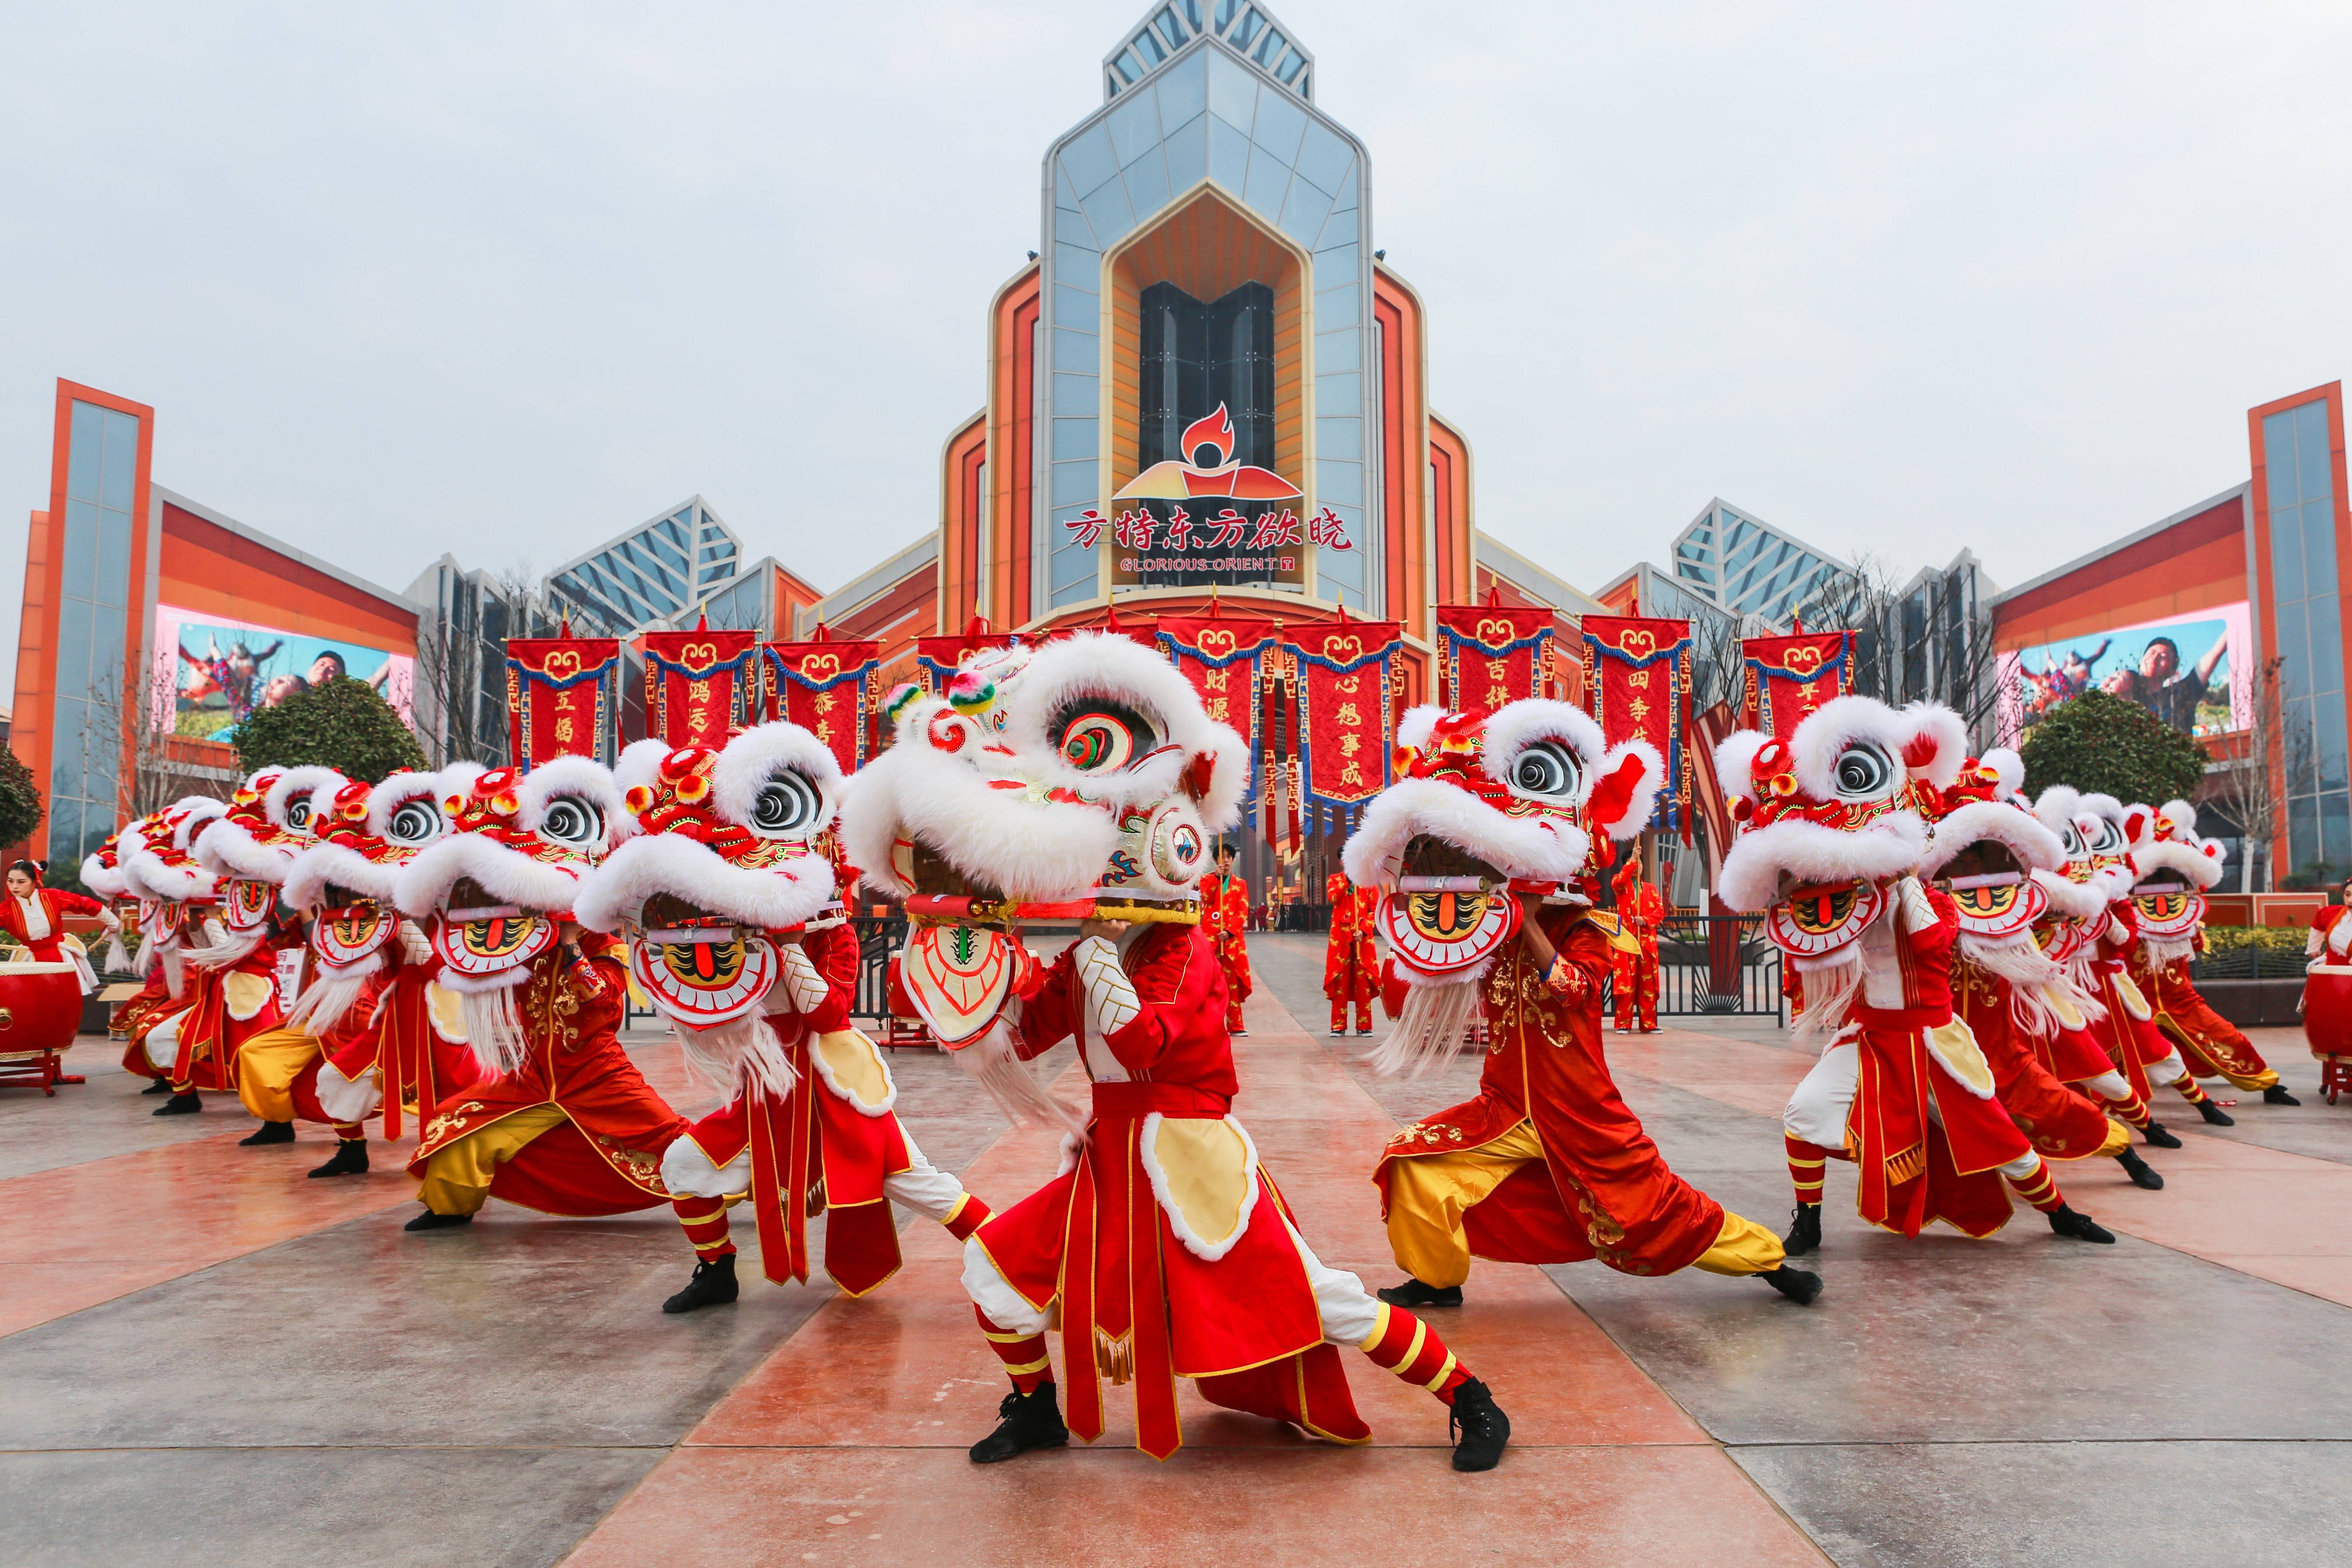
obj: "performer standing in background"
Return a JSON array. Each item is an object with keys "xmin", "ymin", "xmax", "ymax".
[
  {"xmin": 1610, "ymin": 855, "xmax": 1663, "ymax": 1033},
  {"xmin": 1324, "ymin": 869, "xmax": 1380, "ymax": 1036},
  {"xmin": 1201, "ymin": 841, "xmax": 1254, "ymax": 1035}
]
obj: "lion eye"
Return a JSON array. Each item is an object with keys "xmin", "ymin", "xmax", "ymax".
[
  {"xmin": 750, "ymin": 773, "xmax": 819, "ymax": 837},
  {"xmin": 539, "ymin": 796, "xmax": 603, "ymax": 848},
  {"xmin": 1055, "ymin": 702, "xmax": 1155, "ymax": 772},
  {"xmin": 386, "ymin": 798, "xmax": 444, "ymax": 846},
  {"xmin": 1509, "ymin": 741, "xmax": 1582, "ymax": 800},
  {"xmin": 1832, "ymin": 743, "xmax": 1894, "ymax": 801},
  {"xmin": 286, "ymin": 798, "xmax": 313, "ymax": 830}
]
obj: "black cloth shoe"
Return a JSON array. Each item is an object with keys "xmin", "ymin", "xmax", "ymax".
[
  {"xmin": 2140, "ymin": 1120, "xmax": 2181, "ymax": 1149},
  {"xmin": 152, "ymin": 1092, "xmax": 201, "ymax": 1116},
  {"xmin": 308, "ymin": 1140, "xmax": 368, "ymax": 1178},
  {"xmin": 2195, "ymin": 1099, "xmax": 2235, "ymax": 1127},
  {"xmin": 1232, "ymin": 1027, "xmax": 1248, "ymax": 1036},
  {"xmin": 1761, "ymin": 1265, "xmax": 1823, "ymax": 1305},
  {"xmin": 1448, "ymin": 1377, "xmax": 1510, "ymax": 1472},
  {"xmin": 1356, "ymin": 1026, "xmax": 1374, "ymax": 1036},
  {"xmin": 2115, "ymin": 1148, "xmax": 2164, "ymax": 1190},
  {"xmin": 2264, "ymin": 1085, "xmax": 2301, "ymax": 1105},
  {"xmin": 2047, "ymin": 1204, "xmax": 2116, "ymax": 1243},
  {"xmin": 662, "ymin": 1254, "xmax": 740, "ymax": 1314},
  {"xmin": 1783, "ymin": 1203, "xmax": 1822, "ymax": 1257},
  {"xmin": 141, "ymin": 1078, "xmax": 171, "ymax": 1095},
  {"xmin": 969, "ymin": 1382, "xmax": 1068, "ymax": 1463},
  {"xmin": 1376, "ymin": 1278, "xmax": 1463, "ymax": 1309},
  {"xmin": 238, "ymin": 1120, "xmax": 295, "ymax": 1146},
  {"xmin": 403, "ymin": 1209, "xmax": 474, "ymax": 1232}
]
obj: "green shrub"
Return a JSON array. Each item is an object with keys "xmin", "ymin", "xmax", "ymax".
[
  {"xmin": 2020, "ymin": 689, "xmax": 2208, "ymax": 804},
  {"xmin": 234, "ymin": 677, "xmax": 426, "ymax": 784}
]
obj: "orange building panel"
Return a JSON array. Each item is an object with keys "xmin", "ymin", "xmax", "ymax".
[
  {"xmin": 158, "ymin": 503, "xmax": 417, "ymax": 653},
  {"xmin": 1994, "ymin": 494, "xmax": 2249, "ymax": 650}
]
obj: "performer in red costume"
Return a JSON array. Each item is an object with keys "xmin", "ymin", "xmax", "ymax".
[
  {"xmin": 2306, "ymin": 884, "xmax": 2352, "ymax": 1098},
  {"xmin": 2124, "ymin": 798, "xmax": 2296, "ymax": 1106},
  {"xmin": 577, "ymin": 726, "xmax": 990, "ymax": 1314},
  {"xmin": 1200, "ymin": 842, "xmax": 1254, "ymax": 1035},
  {"xmin": 845, "ymin": 633, "xmax": 1512, "ymax": 1471},
  {"xmin": 79, "ymin": 818, "xmax": 181, "ymax": 1089},
  {"xmin": 1609, "ymin": 856, "xmax": 1664, "ymax": 1032},
  {"xmin": 1324, "ymin": 871, "xmax": 1379, "ymax": 1035},
  {"xmin": 112, "ymin": 802, "xmax": 225, "ymax": 1095},
  {"xmin": 1344, "ymin": 703, "xmax": 1815, "ymax": 1308},
  {"xmin": 1713, "ymin": 698, "xmax": 2116, "ymax": 1254},
  {"xmin": 2, "ymin": 860, "xmax": 117, "ymax": 990},
  {"xmin": 395, "ymin": 761, "xmax": 694, "ymax": 1233},
  {"xmin": 1919, "ymin": 752, "xmax": 2165, "ymax": 1191}
]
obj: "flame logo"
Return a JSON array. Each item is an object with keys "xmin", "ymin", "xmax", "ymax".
[{"xmin": 1181, "ymin": 404, "xmax": 1236, "ymax": 466}]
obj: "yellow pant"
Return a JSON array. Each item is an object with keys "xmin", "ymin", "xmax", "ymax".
[
  {"xmin": 234, "ymin": 1026, "xmax": 325, "ymax": 1123},
  {"xmin": 417, "ymin": 1103, "xmax": 567, "ymax": 1215},
  {"xmin": 1384, "ymin": 1117, "xmax": 1784, "ymax": 1287}
]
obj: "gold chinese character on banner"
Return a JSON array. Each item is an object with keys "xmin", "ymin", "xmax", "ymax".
[
  {"xmin": 1484, "ymin": 686, "xmax": 1510, "ymax": 710},
  {"xmin": 1336, "ymin": 701, "xmax": 1363, "ymax": 727},
  {"xmin": 1339, "ymin": 733, "xmax": 1361, "ymax": 757},
  {"xmin": 815, "ymin": 692, "xmax": 837, "ymax": 715},
  {"xmin": 1341, "ymin": 760, "xmax": 1364, "ymax": 787},
  {"xmin": 1487, "ymin": 658, "xmax": 1509, "ymax": 682},
  {"xmin": 1207, "ymin": 696, "xmax": 1229, "ymax": 723},
  {"xmin": 1204, "ymin": 668, "xmax": 1228, "ymax": 691},
  {"xmin": 1335, "ymin": 674, "xmax": 1361, "ymax": 695},
  {"xmin": 555, "ymin": 717, "xmax": 577, "ymax": 743},
  {"xmin": 688, "ymin": 679, "xmax": 711, "ymax": 704},
  {"xmin": 1627, "ymin": 697, "xmax": 1650, "ymax": 724},
  {"xmin": 1628, "ymin": 670, "xmax": 1650, "ymax": 689}
]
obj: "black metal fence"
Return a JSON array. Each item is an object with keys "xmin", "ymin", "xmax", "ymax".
[
  {"xmin": 1641, "ymin": 913, "xmax": 1784, "ymax": 1020},
  {"xmin": 851, "ymin": 915, "xmax": 908, "ymax": 1029},
  {"xmin": 2188, "ymin": 943, "xmax": 2306, "ymax": 982}
]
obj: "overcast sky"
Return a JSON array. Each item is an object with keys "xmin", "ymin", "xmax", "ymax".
[{"xmin": 7, "ymin": 2, "xmax": 2352, "ymax": 692}]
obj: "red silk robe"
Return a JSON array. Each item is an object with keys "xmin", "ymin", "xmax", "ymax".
[
  {"xmin": 1324, "ymin": 876, "xmax": 1379, "ymax": 1003},
  {"xmin": 2127, "ymin": 934, "xmax": 2276, "ymax": 1090},
  {"xmin": 0, "ymin": 886, "xmax": 104, "ymax": 964},
  {"xmin": 1953, "ymin": 961, "xmax": 2117, "ymax": 1161},
  {"xmin": 671, "ymin": 923, "xmax": 919, "ymax": 1295},
  {"xmin": 171, "ymin": 929, "xmax": 292, "ymax": 1092},
  {"xmin": 1610, "ymin": 866, "xmax": 1663, "ymax": 1030},
  {"xmin": 2082, "ymin": 901, "xmax": 2175, "ymax": 1101},
  {"xmin": 1201, "ymin": 872, "xmax": 1254, "ymax": 1028},
  {"xmin": 972, "ymin": 922, "xmax": 1368, "ymax": 1460},
  {"xmin": 326, "ymin": 955, "xmax": 482, "ymax": 1141},
  {"xmin": 1373, "ymin": 911, "xmax": 1728, "ymax": 1276},
  {"xmin": 406, "ymin": 933, "xmax": 688, "ymax": 1215}
]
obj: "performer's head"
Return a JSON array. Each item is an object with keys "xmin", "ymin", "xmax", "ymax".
[
  {"xmin": 1215, "ymin": 841, "xmax": 1236, "ymax": 871},
  {"xmin": 6, "ymin": 860, "xmax": 42, "ymax": 897}
]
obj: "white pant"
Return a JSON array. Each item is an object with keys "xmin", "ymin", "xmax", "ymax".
[
  {"xmin": 659, "ymin": 1119, "xmax": 969, "ymax": 1221},
  {"xmin": 1784, "ymin": 1035, "xmax": 2041, "ymax": 1182},
  {"xmin": 962, "ymin": 1206, "xmax": 1383, "ymax": 1346},
  {"xmin": 144, "ymin": 1015, "xmax": 180, "ymax": 1074},
  {"xmin": 2077, "ymin": 1069, "xmax": 2132, "ymax": 1101}
]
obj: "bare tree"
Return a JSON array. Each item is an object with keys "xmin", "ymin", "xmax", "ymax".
[
  {"xmin": 412, "ymin": 559, "xmax": 539, "ymax": 769},
  {"xmin": 1793, "ymin": 551, "xmax": 1999, "ymax": 746},
  {"xmin": 2206, "ymin": 654, "xmax": 2302, "ymax": 893},
  {"xmin": 70, "ymin": 657, "xmax": 237, "ymax": 848}
]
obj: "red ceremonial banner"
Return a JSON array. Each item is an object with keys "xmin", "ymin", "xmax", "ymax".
[
  {"xmin": 1580, "ymin": 615, "xmax": 1692, "ymax": 834},
  {"xmin": 640, "ymin": 625, "xmax": 757, "ymax": 749},
  {"xmin": 1436, "ymin": 604, "xmax": 1555, "ymax": 712},
  {"xmin": 1741, "ymin": 630, "xmax": 1853, "ymax": 738},
  {"xmin": 914, "ymin": 618, "xmax": 1022, "ymax": 692},
  {"xmin": 506, "ymin": 636, "xmax": 621, "ymax": 770},
  {"xmin": 1285, "ymin": 614, "xmax": 1402, "ymax": 830},
  {"xmin": 1155, "ymin": 615, "xmax": 1276, "ymax": 753},
  {"xmin": 761, "ymin": 635, "xmax": 882, "ymax": 774}
]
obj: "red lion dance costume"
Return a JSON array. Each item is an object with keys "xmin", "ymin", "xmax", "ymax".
[
  {"xmin": 1324, "ymin": 871, "xmax": 1379, "ymax": 1035},
  {"xmin": 844, "ymin": 632, "xmax": 1512, "ymax": 1473},
  {"xmin": 394, "ymin": 760, "xmax": 692, "ymax": 1234},
  {"xmin": 1201, "ymin": 855, "xmax": 1253, "ymax": 1035},
  {"xmin": 574, "ymin": 723, "xmax": 990, "ymax": 1315},
  {"xmin": 1343, "ymin": 702, "xmax": 1815, "ymax": 1309},
  {"xmin": 1714, "ymin": 698, "xmax": 2117, "ymax": 1254},
  {"xmin": 113, "ymin": 801, "xmax": 228, "ymax": 1096},
  {"xmin": 1609, "ymin": 857, "xmax": 1663, "ymax": 1032}
]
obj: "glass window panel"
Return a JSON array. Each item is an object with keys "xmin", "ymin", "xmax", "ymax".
[
  {"xmin": 1052, "ymin": 283, "xmax": 1099, "ymax": 330},
  {"xmin": 1250, "ymin": 91, "xmax": 1306, "ymax": 163},
  {"xmin": 1053, "ymin": 460, "xmax": 1098, "ymax": 505},
  {"xmin": 2271, "ymin": 504, "xmax": 2307, "ymax": 607},
  {"xmin": 1051, "ymin": 417, "xmax": 1098, "ymax": 461},
  {"xmin": 1317, "ymin": 371, "xmax": 1361, "ymax": 413},
  {"xmin": 95, "ymin": 508, "xmax": 132, "ymax": 608},
  {"xmin": 1157, "ymin": 49, "xmax": 1207, "ymax": 127},
  {"xmin": 93, "ymin": 604, "xmax": 126, "ymax": 684},
  {"xmin": 1060, "ymin": 124, "xmax": 1120, "ymax": 198},
  {"xmin": 1163, "ymin": 111, "xmax": 1207, "ymax": 193},
  {"xmin": 1316, "ymin": 416, "xmax": 1362, "ymax": 460},
  {"xmin": 1315, "ymin": 280, "xmax": 1359, "ymax": 323},
  {"xmin": 1208, "ymin": 114, "xmax": 1250, "ymax": 192},
  {"xmin": 2300, "ymin": 400, "xmax": 2334, "ymax": 501},
  {"xmin": 1242, "ymin": 145, "xmax": 1288, "ymax": 215},
  {"xmin": 2289, "ymin": 794, "xmax": 2320, "ymax": 876},
  {"xmin": 2301, "ymin": 491, "xmax": 2340, "ymax": 597},
  {"xmin": 100, "ymin": 410, "xmax": 138, "ymax": 509},
  {"xmin": 1123, "ymin": 149, "xmax": 1171, "ymax": 219},
  {"xmin": 1052, "ymin": 372, "xmax": 1099, "ymax": 416},
  {"xmin": 1055, "ymin": 205, "xmax": 1098, "ymax": 248},
  {"xmin": 1132, "ymin": 26, "xmax": 1166, "ymax": 66},
  {"xmin": 2309, "ymin": 593, "xmax": 2345, "ymax": 696},
  {"xmin": 1295, "ymin": 120, "xmax": 1352, "ymax": 195},
  {"xmin": 53, "ymin": 596, "xmax": 92, "ymax": 694},
  {"xmin": 2287, "ymin": 696, "xmax": 2320, "ymax": 795},
  {"xmin": 1206, "ymin": 46, "xmax": 1257, "ymax": 132},
  {"xmin": 1314, "ymin": 326, "xmax": 1360, "ymax": 374},
  {"xmin": 45, "ymin": 798, "xmax": 83, "ymax": 867},
  {"xmin": 1109, "ymin": 88, "xmax": 1161, "ymax": 166},
  {"xmin": 1314, "ymin": 205, "xmax": 1359, "ymax": 253},
  {"xmin": 1278, "ymin": 175, "xmax": 1331, "ymax": 247},
  {"xmin": 2325, "ymin": 792, "xmax": 2352, "ymax": 876},
  {"xmin": 1316, "ymin": 457, "xmax": 1362, "ymax": 505},
  {"xmin": 1327, "ymin": 160, "xmax": 1359, "ymax": 214},
  {"xmin": 47, "ymin": 696, "xmax": 85, "ymax": 793},
  {"xmin": 1056, "ymin": 164, "xmax": 1084, "ymax": 213},
  {"xmin": 2264, "ymin": 410, "xmax": 2301, "ymax": 509},
  {"xmin": 68, "ymin": 401, "xmax": 104, "ymax": 502},
  {"xmin": 1078, "ymin": 179, "xmax": 1135, "ymax": 244},
  {"xmin": 62, "ymin": 498, "xmax": 99, "ymax": 599},
  {"xmin": 1315, "ymin": 243, "xmax": 1359, "ymax": 283},
  {"xmin": 2318, "ymin": 690, "xmax": 2349, "ymax": 793},
  {"xmin": 1053, "ymin": 327, "xmax": 1098, "ymax": 373},
  {"xmin": 1056, "ymin": 246, "xmax": 1102, "ymax": 293}
]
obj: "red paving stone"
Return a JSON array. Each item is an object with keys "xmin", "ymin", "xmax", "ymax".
[{"xmin": 569, "ymin": 984, "xmax": 1825, "ymax": 1566}]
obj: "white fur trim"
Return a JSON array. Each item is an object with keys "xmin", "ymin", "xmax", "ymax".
[
  {"xmin": 572, "ymin": 831, "xmax": 835, "ymax": 934},
  {"xmin": 1713, "ymin": 730, "xmax": 1774, "ymax": 804},
  {"xmin": 314, "ymin": 1059, "xmax": 381, "ymax": 1124},
  {"xmin": 363, "ymin": 770, "xmax": 443, "ymax": 840},
  {"xmin": 1717, "ymin": 812, "xmax": 1928, "ymax": 914},
  {"xmin": 514, "ymin": 755, "xmax": 629, "ymax": 848},
  {"xmin": 1982, "ymin": 748, "xmax": 2026, "ymax": 798},
  {"xmin": 961, "ymin": 1233, "xmax": 1052, "ymax": 1334},
  {"xmin": 392, "ymin": 831, "xmax": 585, "ymax": 919},
  {"xmin": 81, "ymin": 850, "xmax": 125, "ymax": 899},
  {"xmin": 1783, "ymin": 696, "xmax": 1961, "ymax": 799},
  {"xmin": 1478, "ymin": 699, "xmax": 1606, "ymax": 795},
  {"xmin": 613, "ymin": 738, "xmax": 671, "ymax": 799},
  {"xmin": 1921, "ymin": 799, "xmax": 2066, "ymax": 878},
  {"xmin": 1593, "ymin": 737, "xmax": 1666, "ymax": 840},
  {"xmin": 1137, "ymin": 1111, "xmax": 1261, "ymax": 1263},
  {"xmin": 283, "ymin": 842, "xmax": 397, "ymax": 910},
  {"xmin": 841, "ymin": 727, "xmax": 1120, "ymax": 902},
  {"xmin": 1395, "ymin": 704, "xmax": 1444, "ymax": 751},
  {"xmin": 1340, "ymin": 774, "xmax": 1585, "ymax": 889},
  {"xmin": 2131, "ymin": 838, "xmax": 2224, "ymax": 890},
  {"xmin": 2031, "ymin": 867, "xmax": 2108, "ymax": 920},
  {"xmin": 2032, "ymin": 785, "xmax": 2083, "ymax": 841},
  {"xmin": 710, "ymin": 721, "xmax": 844, "ymax": 837},
  {"xmin": 660, "ymin": 1134, "xmax": 751, "ymax": 1199}
]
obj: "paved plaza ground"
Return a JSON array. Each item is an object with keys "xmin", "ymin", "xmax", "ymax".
[{"xmin": 2, "ymin": 932, "xmax": 2347, "ymax": 1567}]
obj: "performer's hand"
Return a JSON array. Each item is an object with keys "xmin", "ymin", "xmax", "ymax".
[
  {"xmin": 1514, "ymin": 892, "xmax": 1557, "ymax": 971},
  {"xmin": 1079, "ymin": 917, "xmax": 1131, "ymax": 943}
]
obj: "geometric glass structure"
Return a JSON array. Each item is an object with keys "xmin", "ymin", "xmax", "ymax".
[
  {"xmin": 1670, "ymin": 498, "xmax": 1849, "ymax": 624},
  {"xmin": 544, "ymin": 496, "xmax": 742, "ymax": 635}
]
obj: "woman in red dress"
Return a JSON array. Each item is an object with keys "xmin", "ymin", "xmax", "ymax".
[{"xmin": 0, "ymin": 860, "xmax": 120, "ymax": 992}]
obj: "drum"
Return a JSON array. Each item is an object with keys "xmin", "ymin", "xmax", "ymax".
[
  {"xmin": 0, "ymin": 961, "xmax": 88, "ymax": 1093},
  {"xmin": 2302, "ymin": 962, "xmax": 2352, "ymax": 1057}
]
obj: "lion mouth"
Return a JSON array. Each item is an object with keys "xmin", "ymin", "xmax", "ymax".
[
  {"xmin": 1939, "ymin": 839, "xmax": 2023, "ymax": 884},
  {"xmin": 1401, "ymin": 835, "xmax": 1504, "ymax": 888},
  {"xmin": 906, "ymin": 839, "xmax": 1006, "ymax": 904},
  {"xmin": 446, "ymin": 876, "xmax": 519, "ymax": 919},
  {"xmin": 639, "ymin": 890, "xmax": 728, "ymax": 930}
]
